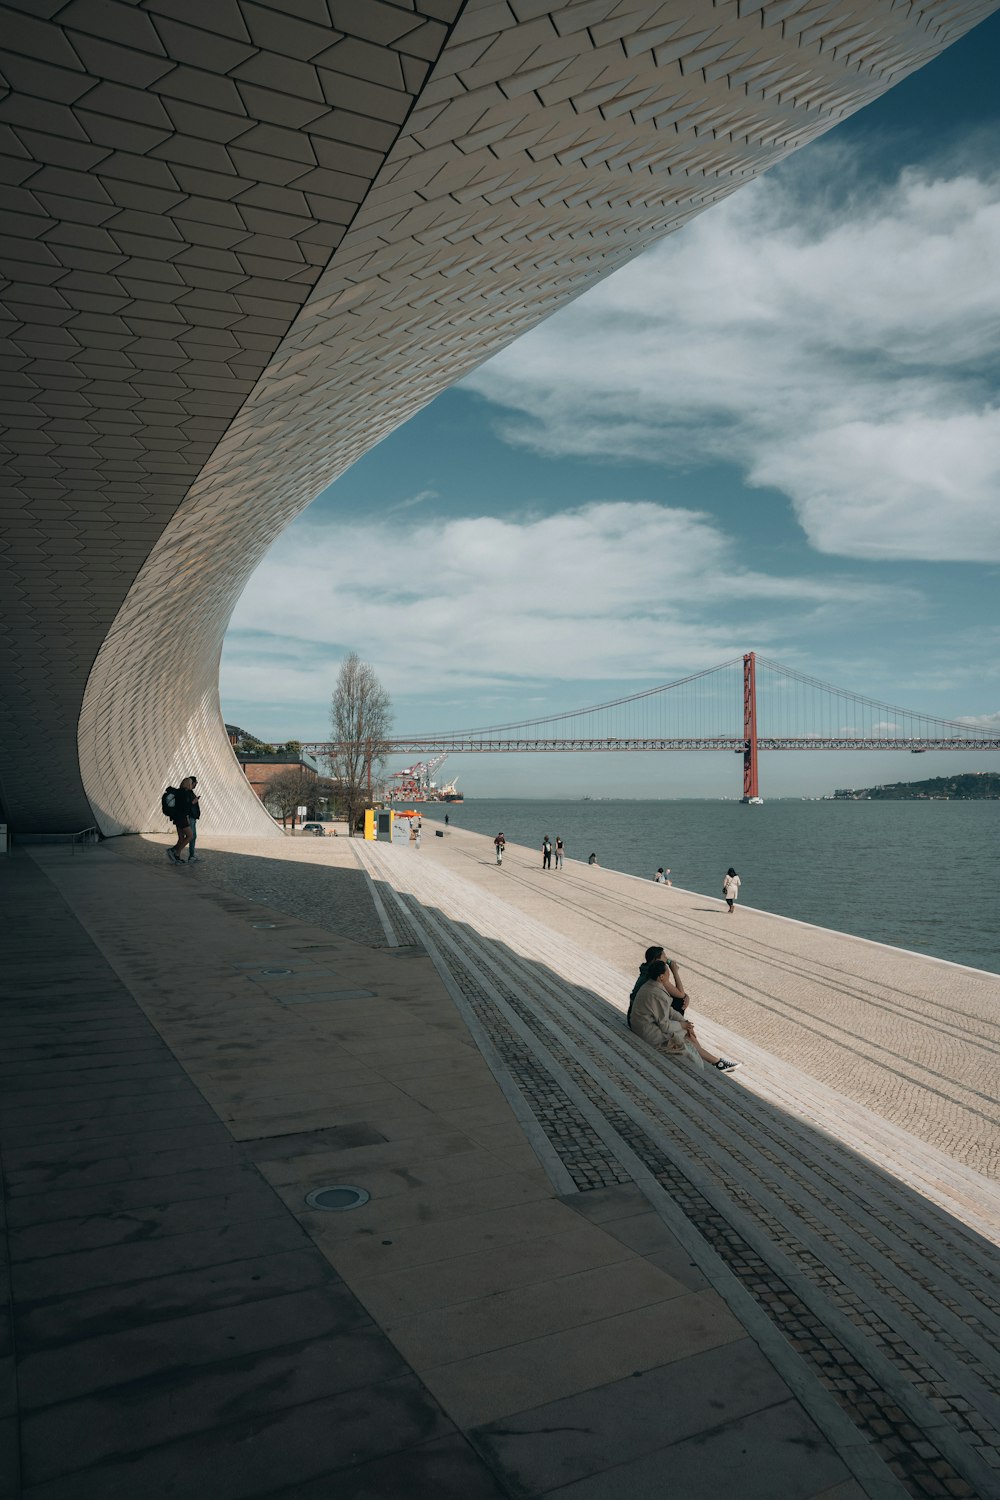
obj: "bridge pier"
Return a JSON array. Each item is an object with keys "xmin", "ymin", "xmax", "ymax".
[{"xmin": 743, "ymin": 652, "xmax": 761, "ymax": 803}]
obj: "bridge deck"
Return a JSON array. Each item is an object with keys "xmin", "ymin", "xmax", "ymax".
[{"xmin": 305, "ymin": 736, "xmax": 1000, "ymax": 752}]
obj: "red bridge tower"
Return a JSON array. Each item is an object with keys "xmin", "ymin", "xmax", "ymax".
[{"xmin": 743, "ymin": 652, "xmax": 760, "ymax": 803}]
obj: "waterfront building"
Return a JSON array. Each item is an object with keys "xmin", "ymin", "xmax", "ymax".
[{"xmin": 0, "ymin": 0, "xmax": 994, "ymax": 838}]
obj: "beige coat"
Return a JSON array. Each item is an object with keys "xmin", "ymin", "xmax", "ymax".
[{"xmin": 628, "ymin": 980, "xmax": 688, "ymax": 1056}]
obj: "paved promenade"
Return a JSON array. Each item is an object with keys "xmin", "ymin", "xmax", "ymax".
[
  {"xmin": 414, "ymin": 826, "xmax": 1000, "ymax": 1181},
  {"xmin": 1, "ymin": 828, "xmax": 997, "ymax": 1499}
]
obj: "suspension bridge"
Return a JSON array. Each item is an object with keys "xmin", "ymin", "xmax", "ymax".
[{"xmin": 304, "ymin": 654, "xmax": 1000, "ymax": 803}]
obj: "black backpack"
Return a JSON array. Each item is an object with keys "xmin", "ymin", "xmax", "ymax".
[{"xmin": 161, "ymin": 786, "xmax": 178, "ymax": 817}]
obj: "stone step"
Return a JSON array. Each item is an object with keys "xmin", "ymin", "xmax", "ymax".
[
  {"xmin": 451, "ymin": 848, "xmax": 999, "ymax": 1173},
  {"xmin": 361, "ymin": 843, "xmax": 1000, "ymax": 1238},
  {"xmin": 358, "ymin": 842, "xmax": 1000, "ymax": 1500}
]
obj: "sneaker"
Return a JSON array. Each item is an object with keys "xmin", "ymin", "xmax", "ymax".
[
  {"xmin": 187, "ymin": 856, "xmax": 201, "ymax": 863},
  {"xmin": 715, "ymin": 1058, "xmax": 742, "ymax": 1073},
  {"xmin": 166, "ymin": 849, "xmax": 181, "ymax": 864}
]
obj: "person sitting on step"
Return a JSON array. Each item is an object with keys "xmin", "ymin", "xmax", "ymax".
[
  {"xmin": 628, "ymin": 945, "xmax": 684, "ymax": 1027},
  {"xmin": 629, "ymin": 961, "xmax": 742, "ymax": 1074}
]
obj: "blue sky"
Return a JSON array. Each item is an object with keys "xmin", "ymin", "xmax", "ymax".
[{"xmin": 222, "ymin": 15, "xmax": 1000, "ymax": 799}]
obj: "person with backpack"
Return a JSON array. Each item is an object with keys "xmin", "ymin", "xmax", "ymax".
[
  {"xmin": 186, "ymin": 776, "xmax": 202, "ymax": 863},
  {"xmin": 163, "ymin": 776, "xmax": 196, "ymax": 864}
]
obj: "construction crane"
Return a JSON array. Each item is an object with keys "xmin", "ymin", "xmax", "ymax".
[{"xmin": 386, "ymin": 752, "xmax": 449, "ymax": 801}]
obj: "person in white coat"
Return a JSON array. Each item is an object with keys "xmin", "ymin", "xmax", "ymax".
[{"xmin": 723, "ymin": 867, "xmax": 741, "ymax": 913}]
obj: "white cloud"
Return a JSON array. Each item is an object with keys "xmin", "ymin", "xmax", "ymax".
[
  {"xmin": 752, "ymin": 410, "xmax": 1000, "ymax": 561},
  {"xmin": 462, "ymin": 152, "xmax": 1000, "ymax": 561},
  {"xmin": 957, "ymin": 709, "xmax": 1000, "ymax": 731},
  {"xmin": 223, "ymin": 500, "xmax": 919, "ymax": 724},
  {"xmin": 387, "ymin": 487, "xmax": 438, "ymax": 513}
]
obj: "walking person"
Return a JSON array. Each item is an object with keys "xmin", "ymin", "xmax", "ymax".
[
  {"xmin": 186, "ymin": 776, "xmax": 201, "ymax": 862},
  {"xmin": 723, "ymin": 867, "xmax": 741, "ymax": 913},
  {"xmin": 494, "ymin": 831, "xmax": 505, "ymax": 865},
  {"xmin": 541, "ymin": 835, "xmax": 552, "ymax": 870},
  {"xmin": 165, "ymin": 776, "xmax": 196, "ymax": 864},
  {"xmin": 555, "ymin": 836, "xmax": 564, "ymax": 870}
]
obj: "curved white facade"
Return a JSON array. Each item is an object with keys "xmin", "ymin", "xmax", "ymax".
[{"xmin": 1, "ymin": 0, "xmax": 994, "ymax": 835}]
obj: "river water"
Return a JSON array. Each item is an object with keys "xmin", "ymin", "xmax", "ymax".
[{"xmin": 418, "ymin": 798, "xmax": 1000, "ymax": 975}]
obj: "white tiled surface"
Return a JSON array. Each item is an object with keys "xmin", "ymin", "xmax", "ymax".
[{"xmin": 2, "ymin": 0, "xmax": 994, "ymax": 834}]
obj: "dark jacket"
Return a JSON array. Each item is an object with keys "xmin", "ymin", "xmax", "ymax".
[{"xmin": 173, "ymin": 786, "xmax": 196, "ymax": 821}]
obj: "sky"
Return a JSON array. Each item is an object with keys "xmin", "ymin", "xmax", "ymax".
[{"xmin": 221, "ymin": 14, "xmax": 1000, "ymax": 800}]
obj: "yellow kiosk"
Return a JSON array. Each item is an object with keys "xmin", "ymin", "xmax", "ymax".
[{"xmin": 364, "ymin": 808, "xmax": 394, "ymax": 841}]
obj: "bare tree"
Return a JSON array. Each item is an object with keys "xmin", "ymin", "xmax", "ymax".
[
  {"xmin": 329, "ymin": 653, "xmax": 393, "ymax": 835},
  {"xmin": 262, "ymin": 768, "xmax": 318, "ymax": 827}
]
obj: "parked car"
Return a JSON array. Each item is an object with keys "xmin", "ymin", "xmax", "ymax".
[{"xmin": 300, "ymin": 823, "xmax": 325, "ymax": 836}]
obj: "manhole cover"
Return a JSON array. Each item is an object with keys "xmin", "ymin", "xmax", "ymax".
[
  {"xmin": 261, "ymin": 968, "xmax": 294, "ymax": 976},
  {"xmin": 305, "ymin": 1186, "xmax": 370, "ymax": 1212},
  {"xmin": 251, "ymin": 922, "xmax": 278, "ymax": 929}
]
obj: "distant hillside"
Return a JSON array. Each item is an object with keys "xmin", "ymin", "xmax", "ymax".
[{"xmin": 835, "ymin": 773, "xmax": 1000, "ymax": 801}]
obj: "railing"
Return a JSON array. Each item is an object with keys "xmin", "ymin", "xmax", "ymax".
[{"xmin": 71, "ymin": 826, "xmax": 100, "ymax": 854}]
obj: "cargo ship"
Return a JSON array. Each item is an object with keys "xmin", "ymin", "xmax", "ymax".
[{"xmin": 385, "ymin": 756, "xmax": 464, "ymax": 803}]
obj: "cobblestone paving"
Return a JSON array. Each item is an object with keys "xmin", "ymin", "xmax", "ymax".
[
  {"xmin": 423, "ymin": 830, "xmax": 1000, "ymax": 1179},
  {"xmin": 362, "ymin": 854, "xmax": 629, "ymax": 1192},
  {"xmin": 365, "ymin": 866, "xmax": 421, "ymax": 949},
  {"xmin": 359, "ymin": 842, "xmax": 1000, "ymax": 1500},
  {"xmin": 122, "ymin": 834, "xmax": 387, "ymax": 949}
]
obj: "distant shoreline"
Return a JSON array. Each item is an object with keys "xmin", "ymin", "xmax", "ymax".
[
  {"xmin": 834, "ymin": 772, "xmax": 1000, "ymax": 801},
  {"xmin": 421, "ymin": 793, "xmax": 998, "ymax": 804}
]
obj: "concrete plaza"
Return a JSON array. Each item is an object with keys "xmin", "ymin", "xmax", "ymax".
[{"xmin": 0, "ymin": 828, "xmax": 997, "ymax": 1498}]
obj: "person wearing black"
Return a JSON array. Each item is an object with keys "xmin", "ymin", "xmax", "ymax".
[
  {"xmin": 167, "ymin": 776, "xmax": 196, "ymax": 864},
  {"xmin": 541, "ymin": 835, "xmax": 552, "ymax": 869},
  {"xmin": 187, "ymin": 775, "xmax": 202, "ymax": 863}
]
